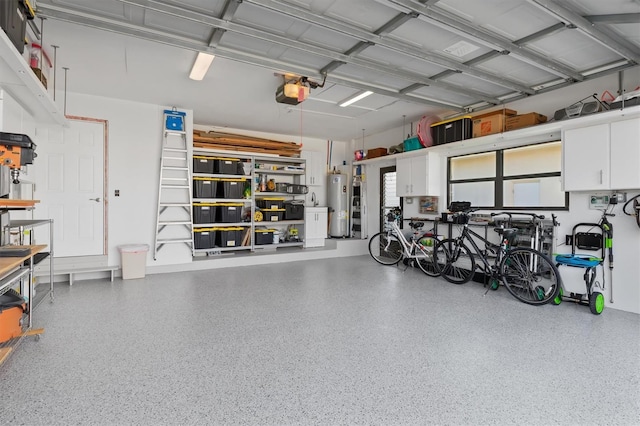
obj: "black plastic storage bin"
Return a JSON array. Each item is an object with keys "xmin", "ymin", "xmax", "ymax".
[
  {"xmin": 193, "ymin": 156, "xmax": 215, "ymax": 174},
  {"xmin": 193, "ymin": 178, "xmax": 216, "ymax": 198},
  {"xmin": 261, "ymin": 208, "xmax": 285, "ymax": 222},
  {"xmin": 284, "ymin": 201, "xmax": 304, "ymax": 220},
  {"xmin": 431, "ymin": 116, "xmax": 472, "ymax": 145},
  {"xmin": 217, "ymin": 203, "xmax": 243, "ymax": 223},
  {"xmin": 254, "ymin": 229, "xmax": 274, "ymax": 245},
  {"xmin": 193, "ymin": 203, "xmax": 216, "ymax": 224},
  {"xmin": 1, "ymin": 0, "xmax": 31, "ymax": 54},
  {"xmin": 216, "ymin": 227, "xmax": 244, "ymax": 248},
  {"xmin": 215, "ymin": 157, "xmax": 242, "ymax": 175},
  {"xmin": 194, "ymin": 228, "xmax": 216, "ymax": 249},
  {"xmin": 256, "ymin": 198, "xmax": 285, "ymax": 210},
  {"xmin": 217, "ymin": 179, "xmax": 245, "ymax": 199}
]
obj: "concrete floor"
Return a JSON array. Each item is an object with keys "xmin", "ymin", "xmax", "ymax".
[{"xmin": 1, "ymin": 255, "xmax": 639, "ymax": 425}]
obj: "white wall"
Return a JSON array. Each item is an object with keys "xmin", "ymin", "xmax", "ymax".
[
  {"xmin": 66, "ymin": 92, "xmax": 195, "ymax": 267},
  {"xmin": 362, "ymin": 70, "xmax": 640, "ymax": 149}
]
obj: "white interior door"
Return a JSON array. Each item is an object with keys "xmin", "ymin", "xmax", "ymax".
[{"xmin": 33, "ymin": 119, "xmax": 105, "ymax": 257}]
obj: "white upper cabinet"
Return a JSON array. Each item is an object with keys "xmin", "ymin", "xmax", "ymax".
[
  {"xmin": 301, "ymin": 150, "xmax": 325, "ymax": 186},
  {"xmin": 563, "ymin": 117, "xmax": 640, "ymax": 191},
  {"xmin": 396, "ymin": 152, "xmax": 440, "ymax": 196},
  {"xmin": 610, "ymin": 118, "xmax": 640, "ymax": 189},
  {"xmin": 562, "ymin": 123, "xmax": 610, "ymax": 191}
]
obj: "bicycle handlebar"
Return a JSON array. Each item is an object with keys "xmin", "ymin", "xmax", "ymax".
[{"xmin": 490, "ymin": 211, "xmax": 545, "ymax": 220}]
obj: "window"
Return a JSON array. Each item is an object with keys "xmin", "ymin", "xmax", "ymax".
[
  {"xmin": 448, "ymin": 141, "xmax": 567, "ymax": 210},
  {"xmin": 380, "ymin": 166, "xmax": 402, "ymax": 231}
]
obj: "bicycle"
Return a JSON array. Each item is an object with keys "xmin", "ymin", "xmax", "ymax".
[
  {"xmin": 368, "ymin": 207, "xmax": 440, "ymax": 277},
  {"xmin": 432, "ymin": 208, "xmax": 561, "ymax": 305}
]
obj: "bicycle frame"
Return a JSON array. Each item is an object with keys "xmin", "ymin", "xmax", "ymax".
[
  {"xmin": 383, "ymin": 219, "xmax": 428, "ymax": 260},
  {"xmin": 451, "ymin": 224, "xmax": 506, "ymax": 276}
]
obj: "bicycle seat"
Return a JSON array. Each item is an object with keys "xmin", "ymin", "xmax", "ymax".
[{"xmin": 410, "ymin": 221, "xmax": 424, "ymax": 230}]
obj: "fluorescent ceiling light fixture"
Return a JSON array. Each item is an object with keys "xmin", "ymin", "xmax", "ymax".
[
  {"xmin": 189, "ymin": 52, "xmax": 215, "ymax": 81},
  {"xmin": 339, "ymin": 91, "xmax": 373, "ymax": 107}
]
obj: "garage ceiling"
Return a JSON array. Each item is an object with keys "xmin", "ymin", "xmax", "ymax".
[{"xmin": 35, "ymin": 0, "xmax": 640, "ymax": 141}]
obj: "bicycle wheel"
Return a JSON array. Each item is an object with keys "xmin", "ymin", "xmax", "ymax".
[
  {"xmin": 368, "ymin": 232, "xmax": 403, "ymax": 265},
  {"xmin": 432, "ymin": 238, "xmax": 475, "ymax": 284},
  {"xmin": 414, "ymin": 244, "xmax": 440, "ymax": 277},
  {"xmin": 500, "ymin": 247, "xmax": 561, "ymax": 305}
]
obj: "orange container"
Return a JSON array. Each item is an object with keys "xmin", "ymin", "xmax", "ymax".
[{"xmin": 0, "ymin": 305, "xmax": 25, "ymax": 344}]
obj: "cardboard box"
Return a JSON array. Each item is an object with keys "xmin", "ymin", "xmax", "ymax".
[
  {"xmin": 505, "ymin": 113, "xmax": 548, "ymax": 131},
  {"xmin": 31, "ymin": 67, "xmax": 47, "ymax": 89},
  {"xmin": 367, "ymin": 147, "xmax": 387, "ymax": 159},
  {"xmin": 472, "ymin": 109, "xmax": 517, "ymax": 138}
]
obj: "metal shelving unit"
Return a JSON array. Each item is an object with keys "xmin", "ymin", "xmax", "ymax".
[
  {"xmin": 192, "ymin": 149, "xmax": 307, "ymax": 255},
  {"xmin": 6, "ymin": 219, "xmax": 54, "ymax": 305}
]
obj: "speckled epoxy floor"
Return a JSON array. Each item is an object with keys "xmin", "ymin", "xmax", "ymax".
[{"xmin": 1, "ymin": 255, "xmax": 639, "ymax": 425}]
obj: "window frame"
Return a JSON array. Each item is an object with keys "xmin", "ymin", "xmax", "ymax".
[{"xmin": 447, "ymin": 141, "xmax": 569, "ymax": 211}]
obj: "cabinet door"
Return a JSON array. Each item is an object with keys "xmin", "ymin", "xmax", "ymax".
[
  {"xmin": 562, "ymin": 124, "xmax": 610, "ymax": 191},
  {"xmin": 396, "ymin": 157, "xmax": 413, "ymax": 196},
  {"xmin": 397, "ymin": 154, "xmax": 440, "ymax": 196},
  {"xmin": 610, "ymin": 118, "xmax": 640, "ymax": 189},
  {"xmin": 301, "ymin": 150, "xmax": 324, "ymax": 186},
  {"xmin": 304, "ymin": 207, "xmax": 327, "ymax": 247}
]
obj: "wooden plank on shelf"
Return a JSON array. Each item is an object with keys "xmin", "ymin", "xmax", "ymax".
[
  {"xmin": 0, "ymin": 199, "xmax": 40, "ymax": 207},
  {"xmin": 193, "ymin": 142, "xmax": 298, "ymax": 157},
  {"xmin": 193, "ymin": 130, "xmax": 301, "ymax": 157}
]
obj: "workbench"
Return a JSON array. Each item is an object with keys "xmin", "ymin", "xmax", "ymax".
[{"xmin": 0, "ymin": 244, "xmax": 48, "ymax": 366}]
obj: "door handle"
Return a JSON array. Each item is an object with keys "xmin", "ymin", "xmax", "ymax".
[{"xmin": 89, "ymin": 197, "xmax": 101, "ymax": 202}]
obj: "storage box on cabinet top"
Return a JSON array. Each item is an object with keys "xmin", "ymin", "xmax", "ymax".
[
  {"xmin": 261, "ymin": 208, "xmax": 285, "ymax": 222},
  {"xmin": 193, "ymin": 228, "xmax": 216, "ymax": 249},
  {"xmin": 193, "ymin": 203, "xmax": 217, "ymax": 224},
  {"xmin": 255, "ymin": 229, "xmax": 275, "ymax": 245},
  {"xmin": 403, "ymin": 136, "xmax": 423, "ymax": 152},
  {"xmin": 217, "ymin": 203, "xmax": 243, "ymax": 223},
  {"xmin": 215, "ymin": 227, "xmax": 244, "ymax": 247},
  {"xmin": 471, "ymin": 109, "xmax": 517, "ymax": 138},
  {"xmin": 505, "ymin": 112, "xmax": 547, "ymax": 131},
  {"xmin": 193, "ymin": 156, "xmax": 215, "ymax": 174},
  {"xmin": 284, "ymin": 201, "xmax": 304, "ymax": 220},
  {"xmin": 366, "ymin": 147, "xmax": 388, "ymax": 159},
  {"xmin": 431, "ymin": 116, "xmax": 473, "ymax": 145}
]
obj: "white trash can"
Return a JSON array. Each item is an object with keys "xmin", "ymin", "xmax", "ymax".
[{"xmin": 118, "ymin": 244, "xmax": 149, "ymax": 279}]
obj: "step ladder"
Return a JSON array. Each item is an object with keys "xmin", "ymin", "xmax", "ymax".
[{"xmin": 153, "ymin": 109, "xmax": 194, "ymax": 260}]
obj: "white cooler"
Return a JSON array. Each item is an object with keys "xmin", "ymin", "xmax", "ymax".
[{"xmin": 118, "ymin": 244, "xmax": 149, "ymax": 279}]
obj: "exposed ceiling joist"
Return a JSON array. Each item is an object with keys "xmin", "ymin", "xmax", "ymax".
[
  {"xmin": 529, "ymin": 0, "xmax": 640, "ymax": 64},
  {"xmin": 585, "ymin": 13, "xmax": 640, "ymax": 24},
  {"xmin": 386, "ymin": 0, "xmax": 586, "ymax": 81},
  {"xmin": 207, "ymin": 0, "xmax": 242, "ymax": 47},
  {"xmin": 37, "ymin": 1, "xmax": 466, "ymax": 112},
  {"xmin": 110, "ymin": 0, "xmax": 505, "ymax": 104},
  {"xmin": 244, "ymin": 0, "xmax": 535, "ymax": 94}
]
